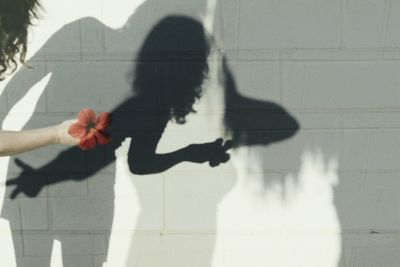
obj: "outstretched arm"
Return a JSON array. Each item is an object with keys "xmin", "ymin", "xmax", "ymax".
[
  {"xmin": 128, "ymin": 133, "xmax": 233, "ymax": 175},
  {"xmin": 5, "ymin": 131, "xmax": 124, "ymax": 198},
  {"xmin": 0, "ymin": 119, "xmax": 79, "ymax": 156}
]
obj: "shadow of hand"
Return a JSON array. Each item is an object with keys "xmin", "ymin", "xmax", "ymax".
[
  {"xmin": 5, "ymin": 159, "xmax": 46, "ymax": 199},
  {"xmin": 186, "ymin": 138, "xmax": 233, "ymax": 167}
]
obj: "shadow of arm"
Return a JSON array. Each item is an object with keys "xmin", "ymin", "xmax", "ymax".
[
  {"xmin": 127, "ymin": 132, "xmax": 232, "ymax": 175},
  {"xmin": 6, "ymin": 144, "xmax": 116, "ymax": 198}
]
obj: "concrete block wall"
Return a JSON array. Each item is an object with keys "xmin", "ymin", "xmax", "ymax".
[{"xmin": 0, "ymin": 0, "xmax": 399, "ymax": 266}]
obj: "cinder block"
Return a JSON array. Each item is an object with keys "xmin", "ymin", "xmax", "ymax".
[
  {"xmin": 16, "ymin": 257, "xmax": 51, "ymax": 267},
  {"xmin": 366, "ymin": 130, "xmax": 400, "ymax": 170},
  {"xmin": 45, "ymin": 61, "xmax": 134, "ymax": 113},
  {"xmin": 161, "ymin": 252, "xmax": 212, "ymax": 267},
  {"xmin": 23, "ymin": 233, "xmax": 106, "ymax": 262},
  {"xmin": 237, "ymin": 50, "xmax": 279, "ymax": 61},
  {"xmin": 216, "ymin": 234, "xmax": 340, "ymax": 267},
  {"xmin": 88, "ymin": 174, "xmax": 116, "ymax": 198},
  {"xmin": 281, "ymin": 62, "xmax": 306, "ymax": 109},
  {"xmin": 22, "ymin": 233, "xmax": 54, "ymax": 257},
  {"xmin": 126, "ymin": 233, "xmax": 161, "ymax": 253},
  {"xmin": 34, "ymin": 20, "xmax": 81, "ymax": 61},
  {"xmin": 129, "ymin": 174, "xmax": 163, "ymax": 231},
  {"xmin": 80, "ymin": 17, "xmax": 106, "ymax": 56},
  {"xmin": 342, "ymin": 0, "xmax": 387, "ymax": 48},
  {"xmin": 121, "ymin": 234, "xmax": 215, "ymax": 267},
  {"xmin": 59, "ymin": 234, "xmax": 106, "ymax": 256},
  {"xmin": 10, "ymin": 231, "xmax": 24, "ymax": 257},
  {"xmin": 342, "ymin": 112, "xmax": 400, "ymax": 129},
  {"xmin": 365, "ymin": 171, "xmax": 400, "ymax": 191},
  {"xmin": 280, "ymin": 48, "xmax": 381, "ymax": 61},
  {"xmin": 382, "ymin": 48, "xmax": 400, "ymax": 60},
  {"xmin": 161, "ymin": 234, "xmax": 215, "ymax": 252},
  {"xmin": 340, "ymin": 130, "xmax": 369, "ymax": 170},
  {"xmin": 160, "ymin": 237, "xmax": 214, "ymax": 267},
  {"xmin": 335, "ymin": 191, "xmax": 380, "ymax": 230},
  {"xmin": 374, "ymin": 191, "xmax": 400, "ymax": 230},
  {"xmin": 341, "ymin": 234, "xmax": 371, "ymax": 248},
  {"xmin": 48, "ymin": 180, "xmax": 88, "ymax": 197},
  {"xmin": 218, "ymin": 0, "xmax": 239, "ymax": 52},
  {"xmin": 335, "ymin": 171, "xmax": 364, "ymax": 193},
  {"xmin": 164, "ymin": 170, "xmax": 234, "ymax": 231},
  {"xmin": 1, "ymin": 201, "xmax": 21, "ymax": 230},
  {"xmin": 49, "ymin": 198, "xmax": 113, "ymax": 230},
  {"xmin": 385, "ymin": 0, "xmax": 400, "ymax": 47},
  {"xmin": 224, "ymin": 61, "xmax": 280, "ymax": 104},
  {"xmin": 282, "ymin": 62, "xmax": 400, "ymax": 110},
  {"xmin": 364, "ymin": 233, "xmax": 400, "ymax": 248},
  {"xmin": 237, "ymin": 0, "xmax": 341, "ymax": 50},
  {"xmin": 62, "ymin": 256, "xmax": 94, "ymax": 267},
  {"xmin": 93, "ymin": 255, "xmax": 107, "ymax": 267},
  {"xmin": 20, "ymin": 198, "xmax": 48, "ymax": 230},
  {"xmin": 152, "ymin": 0, "xmax": 206, "ymax": 18},
  {"xmin": 342, "ymin": 248, "xmax": 400, "ymax": 267},
  {"xmin": 296, "ymin": 112, "xmax": 341, "ymax": 129},
  {"xmin": 257, "ymin": 130, "xmax": 348, "ymax": 171}
]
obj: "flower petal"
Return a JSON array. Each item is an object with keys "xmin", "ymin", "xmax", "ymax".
[
  {"xmin": 94, "ymin": 130, "xmax": 112, "ymax": 145},
  {"xmin": 79, "ymin": 133, "xmax": 97, "ymax": 150},
  {"xmin": 95, "ymin": 112, "xmax": 112, "ymax": 130},
  {"xmin": 68, "ymin": 122, "xmax": 87, "ymax": 138},
  {"xmin": 77, "ymin": 108, "xmax": 96, "ymax": 125}
]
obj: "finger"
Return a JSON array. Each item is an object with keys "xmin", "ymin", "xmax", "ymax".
[
  {"xmin": 220, "ymin": 153, "xmax": 230, "ymax": 163},
  {"xmin": 209, "ymin": 160, "xmax": 218, "ymax": 167},
  {"xmin": 214, "ymin": 138, "xmax": 223, "ymax": 146},
  {"xmin": 10, "ymin": 188, "xmax": 21, "ymax": 199},
  {"xmin": 222, "ymin": 140, "xmax": 234, "ymax": 151},
  {"xmin": 5, "ymin": 178, "xmax": 18, "ymax": 186}
]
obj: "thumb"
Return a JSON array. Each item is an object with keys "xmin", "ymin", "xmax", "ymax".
[{"xmin": 14, "ymin": 158, "xmax": 35, "ymax": 172}]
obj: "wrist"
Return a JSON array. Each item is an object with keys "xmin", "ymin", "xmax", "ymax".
[{"xmin": 52, "ymin": 125, "xmax": 61, "ymax": 144}]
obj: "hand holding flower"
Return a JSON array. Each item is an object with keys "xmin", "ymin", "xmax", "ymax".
[{"xmin": 68, "ymin": 108, "xmax": 112, "ymax": 150}]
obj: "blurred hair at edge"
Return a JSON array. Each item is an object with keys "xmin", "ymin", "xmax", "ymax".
[{"xmin": 0, "ymin": 0, "xmax": 41, "ymax": 81}]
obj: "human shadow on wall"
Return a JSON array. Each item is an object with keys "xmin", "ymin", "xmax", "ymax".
[
  {"xmin": 1, "ymin": 15, "xmax": 233, "ymax": 267},
  {"xmin": 5, "ymin": 16, "xmax": 232, "ymax": 198},
  {"xmin": 1, "ymin": 5, "xmax": 299, "ymax": 267}
]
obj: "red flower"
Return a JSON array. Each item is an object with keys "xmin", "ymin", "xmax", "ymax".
[{"xmin": 68, "ymin": 108, "xmax": 112, "ymax": 150}]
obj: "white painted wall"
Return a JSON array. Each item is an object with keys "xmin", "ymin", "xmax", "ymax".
[{"xmin": 0, "ymin": 0, "xmax": 399, "ymax": 266}]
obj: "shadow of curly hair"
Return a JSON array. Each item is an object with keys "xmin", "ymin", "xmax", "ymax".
[
  {"xmin": 133, "ymin": 15, "xmax": 210, "ymax": 124},
  {"xmin": 0, "ymin": 0, "xmax": 41, "ymax": 80}
]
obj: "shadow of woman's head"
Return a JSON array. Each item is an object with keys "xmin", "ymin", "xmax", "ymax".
[{"xmin": 133, "ymin": 15, "xmax": 210, "ymax": 124}]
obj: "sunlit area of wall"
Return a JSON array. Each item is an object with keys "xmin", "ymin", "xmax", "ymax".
[{"xmin": 212, "ymin": 148, "xmax": 340, "ymax": 267}]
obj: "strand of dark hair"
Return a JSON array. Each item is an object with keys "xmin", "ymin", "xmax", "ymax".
[{"xmin": 0, "ymin": 0, "xmax": 41, "ymax": 80}]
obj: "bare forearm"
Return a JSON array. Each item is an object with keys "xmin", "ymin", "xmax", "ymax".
[
  {"xmin": 0, "ymin": 119, "xmax": 78, "ymax": 156},
  {"xmin": 0, "ymin": 127, "xmax": 58, "ymax": 156}
]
